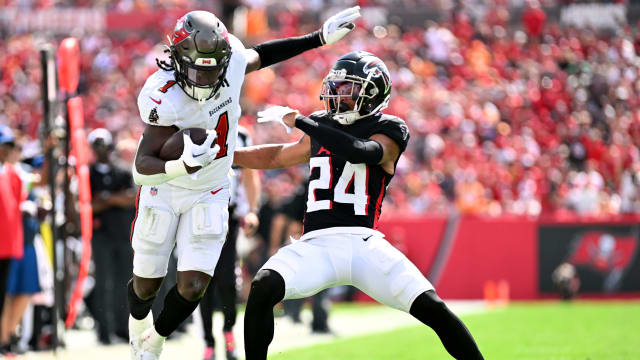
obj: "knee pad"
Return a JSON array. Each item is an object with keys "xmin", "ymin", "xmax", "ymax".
[{"xmin": 250, "ymin": 269, "xmax": 285, "ymax": 306}]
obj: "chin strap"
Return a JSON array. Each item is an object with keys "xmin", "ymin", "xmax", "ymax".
[{"xmin": 333, "ymin": 111, "xmax": 360, "ymax": 125}]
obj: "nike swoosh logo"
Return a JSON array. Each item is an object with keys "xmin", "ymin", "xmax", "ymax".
[
  {"xmin": 363, "ymin": 235, "xmax": 372, "ymax": 241},
  {"xmin": 149, "ymin": 96, "xmax": 162, "ymax": 104},
  {"xmin": 211, "ymin": 188, "xmax": 223, "ymax": 195}
]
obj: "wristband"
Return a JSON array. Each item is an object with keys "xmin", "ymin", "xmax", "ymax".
[{"xmin": 165, "ymin": 160, "xmax": 188, "ymax": 178}]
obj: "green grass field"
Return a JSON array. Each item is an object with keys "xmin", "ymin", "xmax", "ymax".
[{"xmin": 271, "ymin": 301, "xmax": 640, "ymax": 360}]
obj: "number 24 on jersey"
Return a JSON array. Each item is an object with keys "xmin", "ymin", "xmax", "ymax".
[{"xmin": 307, "ymin": 158, "xmax": 369, "ymax": 215}]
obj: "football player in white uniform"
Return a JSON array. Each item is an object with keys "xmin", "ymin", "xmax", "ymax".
[{"xmin": 128, "ymin": 8, "xmax": 361, "ymax": 359}]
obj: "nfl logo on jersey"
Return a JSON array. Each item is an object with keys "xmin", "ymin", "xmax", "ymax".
[{"xmin": 150, "ymin": 187, "xmax": 158, "ymax": 196}]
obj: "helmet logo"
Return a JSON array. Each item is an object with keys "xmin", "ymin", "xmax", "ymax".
[
  {"xmin": 196, "ymin": 58, "xmax": 217, "ymax": 66},
  {"xmin": 362, "ymin": 58, "xmax": 385, "ymax": 78},
  {"xmin": 399, "ymin": 124, "xmax": 409, "ymax": 141},
  {"xmin": 363, "ymin": 57, "xmax": 391, "ymax": 93},
  {"xmin": 172, "ymin": 15, "xmax": 192, "ymax": 45}
]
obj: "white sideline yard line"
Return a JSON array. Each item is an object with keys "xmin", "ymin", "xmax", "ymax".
[{"xmin": 20, "ymin": 301, "xmax": 486, "ymax": 360}]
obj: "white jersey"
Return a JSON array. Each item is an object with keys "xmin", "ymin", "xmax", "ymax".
[{"xmin": 137, "ymin": 34, "xmax": 248, "ymax": 191}]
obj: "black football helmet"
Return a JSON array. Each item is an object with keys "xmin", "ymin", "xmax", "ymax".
[
  {"xmin": 320, "ymin": 51, "xmax": 392, "ymax": 125},
  {"xmin": 168, "ymin": 11, "xmax": 232, "ymax": 101}
]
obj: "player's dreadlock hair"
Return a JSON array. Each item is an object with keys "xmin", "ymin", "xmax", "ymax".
[{"xmin": 155, "ymin": 48, "xmax": 175, "ymax": 72}]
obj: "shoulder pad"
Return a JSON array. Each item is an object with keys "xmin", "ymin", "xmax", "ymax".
[
  {"xmin": 381, "ymin": 115, "xmax": 409, "ymax": 135},
  {"xmin": 380, "ymin": 114, "xmax": 407, "ymax": 126},
  {"xmin": 137, "ymin": 71, "xmax": 182, "ymax": 127},
  {"xmin": 228, "ymin": 34, "xmax": 247, "ymax": 65},
  {"xmin": 376, "ymin": 114, "xmax": 410, "ymax": 150},
  {"xmin": 227, "ymin": 33, "xmax": 249, "ymax": 76},
  {"xmin": 228, "ymin": 33, "xmax": 246, "ymax": 53}
]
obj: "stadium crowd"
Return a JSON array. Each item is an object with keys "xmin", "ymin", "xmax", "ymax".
[{"xmin": 2, "ymin": 2, "xmax": 640, "ymax": 218}]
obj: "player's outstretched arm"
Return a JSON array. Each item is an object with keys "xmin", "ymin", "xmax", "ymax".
[
  {"xmin": 233, "ymin": 135, "xmax": 310, "ymax": 170},
  {"xmin": 244, "ymin": 6, "xmax": 361, "ymax": 73},
  {"xmin": 292, "ymin": 115, "xmax": 401, "ymax": 171}
]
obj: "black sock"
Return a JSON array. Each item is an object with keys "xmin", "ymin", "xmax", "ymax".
[
  {"xmin": 219, "ymin": 283, "xmax": 237, "ymax": 332},
  {"xmin": 199, "ymin": 282, "xmax": 216, "ymax": 347},
  {"xmin": 128, "ymin": 279, "xmax": 155, "ymax": 320},
  {"xmin": 244, "ymin": 270, "xmax": 285, "ymax": 360},
  {"xmin": 154, "ymin": 285, "xmax": 200, "ymax": 337},
  {"xmin": 410, "ymin": 290, "xmax": 484, "ymax": 360}
]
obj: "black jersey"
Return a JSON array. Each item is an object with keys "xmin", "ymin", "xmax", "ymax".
[{"xmin": 302, "ymin": 112, "xmax": 410, "ymax": 234}]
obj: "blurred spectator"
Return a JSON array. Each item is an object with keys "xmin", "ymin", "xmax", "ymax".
[
  {"xmin": 521, "ymin": 0, "xmax": 547, "ymax": 39},
  {"xmin": 552, "ymin": 262, "xmax": 580, "ymax": 300},
  {"xmin": 87, "ymin": 128, "xmax": 136, "ymax": 344},
  {"xmin": 0, "ymin": 127, "xmax": 29, "ymax": 355},
  {"xmin": 0, "ymin": 125, "xmax": 24, "ymax": 346},
  {"xmin": 1, "ymin": 185, "xmax": 41, "ymax": 355},
  {"xmin": 244, "ymin": 166, "xmax": 305, "ymax": 277}
]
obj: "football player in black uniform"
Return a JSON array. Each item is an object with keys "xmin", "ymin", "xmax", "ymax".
[{"xmin": 234, "ymin": 51, "xmax": 484, "ymax": 360}]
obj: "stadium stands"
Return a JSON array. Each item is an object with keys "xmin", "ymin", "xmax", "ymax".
[{"xmin": 0, "ymin": 1, "xmax": 639, "ymax": 218}]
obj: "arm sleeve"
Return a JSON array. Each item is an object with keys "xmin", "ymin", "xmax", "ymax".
[
  {"xmin": 131, "ymin": 136, "xmax": 187, "ymax": 186},
  {"xmin": 251, "ymin": 31, "xmax": 323, "ymax": 70},
  {"xmin": 294, "ymin": 115, "xmax": 383, "ymax": 164},
  {"xmin": 132, "ymin": 163, "xmax": 172, "ymax": 186}
]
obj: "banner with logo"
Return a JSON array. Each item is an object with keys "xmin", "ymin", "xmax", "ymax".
[{"xmin": 539, "ymin": 224, "xmax": 640, "ymax": 294}]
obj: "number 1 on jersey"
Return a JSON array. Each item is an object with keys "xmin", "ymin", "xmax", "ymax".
[
  {"xmin": 158, "ymin": 80, "xmax": 176, "ymax": 93},
  {"xmin": 214, "ymin": 112, "xmax": 229, "ymax": 159}
]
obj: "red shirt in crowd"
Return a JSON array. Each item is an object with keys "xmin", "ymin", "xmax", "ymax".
[
  {"xmin": 0, "ymin": 163, "xmax": 24, "ymax": 259},
  {"xmin": 522, "ymin": 7, "xmax": 547, "ymax": 38}
]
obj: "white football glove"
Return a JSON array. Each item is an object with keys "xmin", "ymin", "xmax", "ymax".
[
  {"xmin": 180, "ymin": 130, "xmax": 220, "ymax": 169},
  {"xmin": 320, "ymin": 6, "xmax": 361, "ymax": 45},
  {"xmin": 257, "ymin": 106, "xmax": 299, "ymax": 133}
]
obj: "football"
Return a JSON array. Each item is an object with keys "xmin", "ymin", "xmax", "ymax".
[{"xmin": 158, "ymin": 127, "xmax": 211, "ymax": 160}]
